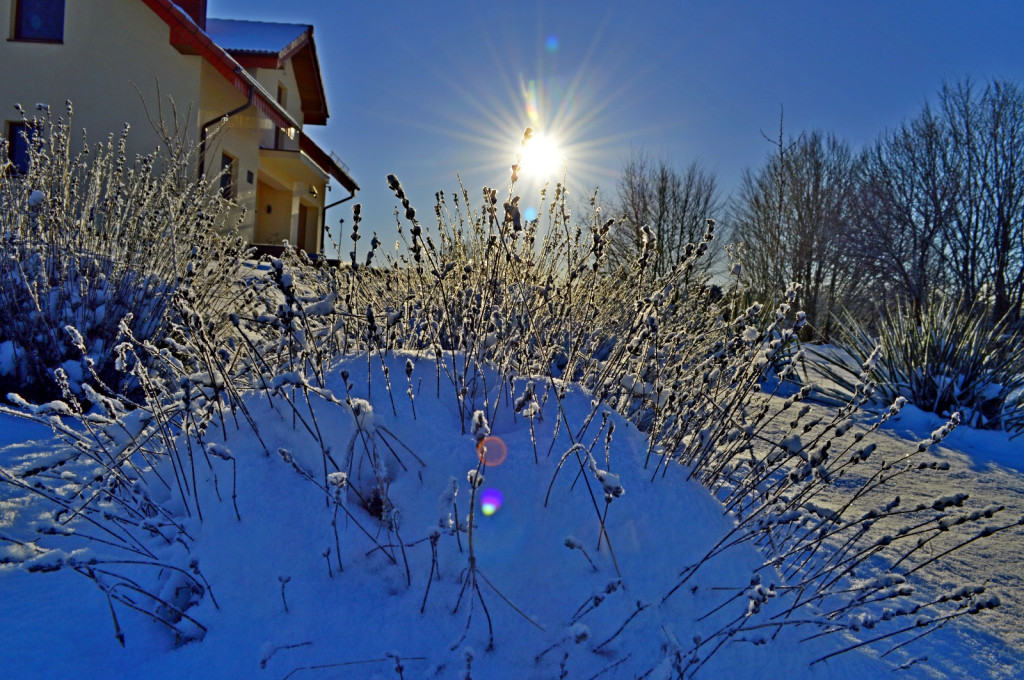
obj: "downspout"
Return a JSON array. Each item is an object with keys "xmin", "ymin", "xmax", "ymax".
[
  {"xmin": 324, "ymin": 145, "xmax": 358, "ymax": 233},
  {"xmin": 321, "ymin": 187, "xmax": 357, "ymax": 256},
  {"xmin": 198, "ymin": 71, "xmax": 254, "ymax": 180},
  {"xmin": 324, "ymin": 189, "xmax": 356, "ymax": 211}
]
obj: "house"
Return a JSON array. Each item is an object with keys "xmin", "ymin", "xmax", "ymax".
[{"xmin": 0, "ymin": 0, "xmax": 358, "ymax": 253}]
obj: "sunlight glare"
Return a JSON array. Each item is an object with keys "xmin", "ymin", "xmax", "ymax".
[{"xmin": 518, "ymin": 133, "xmax": 565, "ymax": 179}]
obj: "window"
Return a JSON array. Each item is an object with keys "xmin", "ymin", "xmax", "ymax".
[
  {"xmin": 6, "ymin": 122, "xmax": 33, "ymax": 174},
  {"xmin": 275, "ymin": 84, "xmax": 288, "ymax": 149},
  {"xmin": 219, "ymin": 152, "xmax": 237, "ymax": 199},
  {"xmin": 13, "ymin": 0, "xmax": 65, "ymax": 42}
]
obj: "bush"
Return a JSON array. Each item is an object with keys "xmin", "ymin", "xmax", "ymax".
[
  {"xmin": 0, "ymin": 102, "xmax": 241, "ymax": 401},
  {"xmin": 0, "ymin": 130, "xmax": 1012, "ymax": 673},
  {"xmin": 815, "ymin": 295, "xmax": 1024, "ymax": 432}
]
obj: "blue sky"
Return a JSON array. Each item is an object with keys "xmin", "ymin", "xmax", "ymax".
[{"xmin": 208, "ymin": 0, "xmax": 1024, "ymax": 257}]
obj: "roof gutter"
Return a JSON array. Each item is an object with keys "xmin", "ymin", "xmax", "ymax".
[
  {"xmin": 146, "ymin": 0, "xmax": 301, "ymax": 131},
  {"xmin": 143, "ymin": 0, "xmax": 357, "ymax": 193},
  {"xmin": 234, "ymin": 65, "xmax": 303, "ymax": 131},
  {"xmin": 198, "ymin": 74, "xmax": 253, "ymax": 180}
]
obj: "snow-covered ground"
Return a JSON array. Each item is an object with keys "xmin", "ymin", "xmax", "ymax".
[
  {"xmin": 873, "ymin": 405, "xmax": 1024, "ymax": 677},
  {"xmin": 757, "ymin": 399, "xmax": 1024, "ymax": 679},
  {"xmin": 1, "ymin": 354, "xmax": 1022, "ymax": 679}
]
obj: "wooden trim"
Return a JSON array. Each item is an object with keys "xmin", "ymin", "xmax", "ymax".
[
  {"xmin": 6, "ymin": 37, "xmax": 63, "ymax": 44},
  {"xmin": 231, "ymin": 54, "xmax": 282, "ymax": 69},
  {"xmin": 140, "ymin": 0, "xmax": 298, "ymax": 130}
]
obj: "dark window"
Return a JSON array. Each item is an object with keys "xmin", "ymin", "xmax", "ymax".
[
  {"xmin": 14, "ymin": 0, "xmax": 65, "ymax": 41},
  {"xmin": 6, "ymin": 122, "xmax": 33, "ymax": 174},
  {"xmin": 275, "ymin": 85, "xmax": 288, "ymax": 149},
  {"xmin": 220, "ymin": 153, "xmax": 237, "ymax": 199}
]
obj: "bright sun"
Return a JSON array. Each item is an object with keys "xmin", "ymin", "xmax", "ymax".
[{"xmin": 517, "ymin": 133, "xmax": 565, "ymax": 179}]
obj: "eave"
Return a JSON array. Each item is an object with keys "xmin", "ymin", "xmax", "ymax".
[
  {"xmin": 138, "ymin": 0, "xmax": 356, "ymax": 191},
  {"xmin": 300, "ymin": 134, "xmax": 359, "ymax": 192},
  {"xmin": 230, "ymin": 38, "xmax": 328, "ymax": 126}
]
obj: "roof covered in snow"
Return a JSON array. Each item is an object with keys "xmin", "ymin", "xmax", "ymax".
[
  {"xmin": 205, "ymin": 18, "xmax": 310, "ymax": 57},
  {"xmin": 203, "ymin": 17, "xmax": 330, "ymax": 127},
  {"xmin": 136, "ymin": 1, "xmax": 348, "ymax": 180}
]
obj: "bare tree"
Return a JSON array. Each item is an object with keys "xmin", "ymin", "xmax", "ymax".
[
  {"xmin": 729, "ymin": 131, "xmax": 864, "ymax": 339},
  {"xmin": 607, "ymin": 149, "xmax": 723, "ymax": 278},
  {"xmin": 858, "ymin": 78, "xmax": 1024, "ymax": 324},
  {"xmin": 857, "ymin": 105, "xmax": 960, "ymax": 319},
  {"xmin": 940, "ymin": 78, "xmax": 1024, "ymax": 323}
]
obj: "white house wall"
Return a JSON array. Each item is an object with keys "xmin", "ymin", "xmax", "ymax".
[
  {"xmin": 198, "ymin": 59, "xmax": 262, "ymax": 243},
  {"xmin": 0, "ymin": 0, "xmax": 202, "ymax": 165},
  {"xmin": 0, "ymin": 0, "xmax": 331, "ymax": 252}
]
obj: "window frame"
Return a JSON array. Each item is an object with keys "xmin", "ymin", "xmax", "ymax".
[
  {"xmin": 11, "ymin": 0, "xmax": 66, "ymax": 43},
  {"xmin": 219, "ymin": 152, "xmax": 238, "ymax": 200}
]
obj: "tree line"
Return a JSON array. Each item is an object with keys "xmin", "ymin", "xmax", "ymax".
[{"xmin": 608, "ymin": 78, "xmax": 1024, "ymax": 340}]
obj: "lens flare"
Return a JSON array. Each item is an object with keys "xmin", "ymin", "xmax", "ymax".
[
  {"xmin": 523, "ymin": 78, "xmax": 541, "ymax": 127},
  {"xmin": 480, "ymin": 488, "xmax": 504, "ymax": 516},
  {"xmin": 477, "ymin": 436, "xmax": 508, "ymax": 467}
]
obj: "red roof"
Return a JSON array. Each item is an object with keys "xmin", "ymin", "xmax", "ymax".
[
  {"xmin": 139, "ymin": 0, "xmax": 356, "ymax": 191},
  {"xmin": 206, "ymin": 19, "xmax": 329, "ymax": 126}
]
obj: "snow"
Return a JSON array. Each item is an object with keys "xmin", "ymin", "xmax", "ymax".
[
  {"xmin": 1, "ymin": 355, "xmax": 1022, "ymax": 678},
  {"xmin": 206, "ymin": 18, "xmax": 310, "ymax": 56},
  {"xmin": 758, "ymin": 397, "xmax": 1024, "ymax": 678},
  {"xmin": 891, "ymin": 403, "xmax": 1024, "ymax": 475},
  {"xmin": 0, "ymin": 340, "xmax": 16, "ymax": 376}
]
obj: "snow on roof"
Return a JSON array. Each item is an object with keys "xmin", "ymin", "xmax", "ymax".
[{"xmin": 205, "ymin": 18, "xmax": 310, "ymax": 56}]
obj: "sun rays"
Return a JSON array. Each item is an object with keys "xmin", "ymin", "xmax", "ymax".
[
  {"xmin": 387, "ymin": 5, "xmax": 656, "ymax": 207},
  {"xmin": 516, "ymin": 130, "xmax": 565, "ymax": 179}
]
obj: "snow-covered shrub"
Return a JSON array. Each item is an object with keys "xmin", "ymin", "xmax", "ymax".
[
  {"xmin": 0, "ymin": 102, "xmax": 243, "ymax": 400},
  {"xmin": 815, "ymin": 296, "xmax": 1024, "ymax": 431},
  {"xmin": 1, "ymin": 129, "xmax": 1016, "ymax": 675}
]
